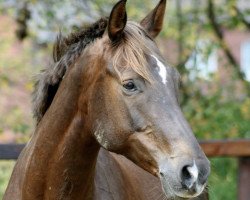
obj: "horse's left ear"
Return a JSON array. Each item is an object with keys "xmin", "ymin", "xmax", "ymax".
[
  {"xmin": 140, "ymin": 0, "xmax": 167, "ymax": 38},
  {"xmin": 108, "ymin": 0, "xmax": 127, "ymax": 42}
]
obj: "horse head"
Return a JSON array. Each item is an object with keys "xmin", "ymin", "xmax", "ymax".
[{"xmin": 78, "ymin": 0, "xmax": 210, "ymax": 198}]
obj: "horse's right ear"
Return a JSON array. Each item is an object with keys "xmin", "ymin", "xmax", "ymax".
[
  {"xmin": 140, "ymin": 0, "xmax": 166, "ymax": 38},
  {"xmin": 108, "ymin": 0, "xmax": 127, "ymax": 42}
]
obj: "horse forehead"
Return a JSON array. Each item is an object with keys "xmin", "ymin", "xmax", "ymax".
[
  {"xmin": 150, "ymin": 55, "xmax": 168, "ymax": 84},
  {"xmin": 148, "ymin": 54, "xmax": 177, "ymax": 83}
]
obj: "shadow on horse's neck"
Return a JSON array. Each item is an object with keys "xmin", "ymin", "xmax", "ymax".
[{"xmin": 24, "ymin": 54, "xmax": 101, "ymax": 199}]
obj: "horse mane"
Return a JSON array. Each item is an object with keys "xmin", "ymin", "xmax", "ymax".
[{"xmin": 32, "ymin": 18, "xmax": 108, "ymax": 123}]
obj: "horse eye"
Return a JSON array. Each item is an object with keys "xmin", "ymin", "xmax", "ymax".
[{"xmin": 123, "ymin": 81, "xmax": 137, "ymax": 91}]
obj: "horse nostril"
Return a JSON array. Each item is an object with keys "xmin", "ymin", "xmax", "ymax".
[
  {"xmin": 181, "ymin": 163, "xmax": 198, "ymax": 189},
  {"xmin": 182, "ymin": 165, "xmax": 192, "ymax": 180},
  {"xmin": 159, "ymin": 171, "xmax": 164, "ymax": 177}
]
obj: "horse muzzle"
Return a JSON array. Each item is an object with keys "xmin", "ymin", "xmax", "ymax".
[{"xmin": 159, "ymin": 157, "xmax": 210, "ymax": 199}]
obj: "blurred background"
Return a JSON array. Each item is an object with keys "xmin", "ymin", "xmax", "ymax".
[{"xmin": 0, "ymin": 0, "xmax": 249, "ymax": 199}]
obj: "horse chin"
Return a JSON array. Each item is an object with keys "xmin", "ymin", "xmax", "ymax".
[
  {"xmin": 173, "ymin": 188, "xmax": 204, "ymax": 199},
  {"xmin": 160, "ymin": 177, "xmax": 205, "ymax": 200}
]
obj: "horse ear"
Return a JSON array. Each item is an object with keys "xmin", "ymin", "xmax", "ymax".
[
  {"xmin": 108, "ymin": 0, "xmax": 127, "ymax": 42},
  {"xmin": 140, "ymin": 0, "xmax": 167, "ymax": 38}
]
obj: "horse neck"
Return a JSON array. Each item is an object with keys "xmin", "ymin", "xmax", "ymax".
[{"xmin": 20, "ymin": 61, "xmax": 100, "ymax": 199}]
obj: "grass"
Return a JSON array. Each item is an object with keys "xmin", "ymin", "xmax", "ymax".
[
  {"xmin": 209, "ymin": 158, "xmax": 237, "ymax": 200},
  {"xmin": 0, "ymin": 161, "xmax": 15, "ymax": 198}
]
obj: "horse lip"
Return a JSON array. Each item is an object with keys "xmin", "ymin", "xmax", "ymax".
[
  {"xmin": 173, "ymin": 184, "xmax": 205, "ymax": 199},
  {"xmin": 159, "ymin": 172, "xmax": 205, "ymax": 199}
]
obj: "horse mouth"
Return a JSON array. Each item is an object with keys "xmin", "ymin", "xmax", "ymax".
[
  {"xmin": 173, "ymin": 186, "xmax": 205, "ymax": 199},
  {"xmin": 159, "ymin": 175, "xmax": 206, "ymax": 199}
]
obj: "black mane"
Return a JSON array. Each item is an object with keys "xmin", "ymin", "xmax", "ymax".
[
  {"xmin": 32, "ymin": 18, "xmax": 108, "ymax": 123},
  {"xmin": 53, "ymin": 18, "xmax": 108, "ymax": 62}
]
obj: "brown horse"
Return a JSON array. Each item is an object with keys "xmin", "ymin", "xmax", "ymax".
[{"xmin": 4, "ymin": 0, "xmax": 210, "ymax": 199}]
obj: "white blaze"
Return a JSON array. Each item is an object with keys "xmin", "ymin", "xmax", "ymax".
[{"xmin": 151, "ymin": 55, "xmax": 167, "ymax": 84}]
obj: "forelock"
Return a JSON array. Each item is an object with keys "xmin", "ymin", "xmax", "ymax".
[{"xmin": 112, "ymin": 21, "xmax": 155, "ymax": 82}]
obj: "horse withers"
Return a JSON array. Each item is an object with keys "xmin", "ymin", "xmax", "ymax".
[{"xmin": 4, "ymin": 0, "xmax": 210, "ymax": 199}]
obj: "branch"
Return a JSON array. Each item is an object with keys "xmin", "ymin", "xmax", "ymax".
[
  {"xmin": 233, "ymin": 5, "xmax": 250, "ymax": 30},
  {"xmin": 176, "ymin": 51, "xmax": 194, "ymax": 106},
  {"xmin": 175, "ymin": 0, "xmax": 195, "ymax": 75},
  {"xmin": 207, "ymin": 0, "xmax": 246, "ymax": 81},
  {"xmin": 176, "ymin": 0, "xmax": 184, "ymax": 62}
]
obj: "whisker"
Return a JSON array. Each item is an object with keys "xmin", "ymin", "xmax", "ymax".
[
  {"xmin": 162, "ymin": 195, "xmax": 168, "ymax": 200},
  {"xmin": 148, "ymin": 185, "xmax": 158, "ymax": 193},
  {"xmin": 156, "ymin": 193, "xmax": 165, "ymax": 200},
  {"xmin": 148, "ymin": 186, "xmax": 163, "ymax": 200}
]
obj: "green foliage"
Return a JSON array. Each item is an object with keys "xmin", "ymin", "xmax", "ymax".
[
  {"xmin": 0, "ymin": 161, "xmax": 15, "ymax": 198},
  {"xmin": 209, "ymin": 158, "xmax": 237, "ymax": 200},
  {"xmin": 183, "ymin": 92, "xmax": 250, "ymax": 139}
]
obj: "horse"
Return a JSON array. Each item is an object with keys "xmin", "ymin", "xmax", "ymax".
[{"xmin": 4, "ymin": 0, "xmax": 210, "ymax": 199}]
